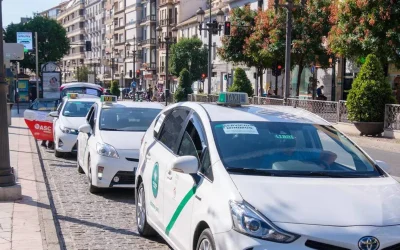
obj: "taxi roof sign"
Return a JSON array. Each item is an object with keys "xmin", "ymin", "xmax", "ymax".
[
  {"xmin": 67, "ymin": 93, "xmax": 78, "ymax": 99},
  {"xmin": 217, "ymin": 92, "xmax": 249, "ymax": 106},
  {"xmin": 101, "ymin": 95, "xmax": 117, "ymax": 103}
]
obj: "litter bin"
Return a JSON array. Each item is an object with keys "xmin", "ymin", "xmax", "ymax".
[{"xmin": 7, "ymin": 103, "xmax": 13, "ymax": 126}]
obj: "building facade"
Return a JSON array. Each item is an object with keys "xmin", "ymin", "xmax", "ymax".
[{"xmin": 57, "ymin": 0, "xmax": 86, "ymax": 82}]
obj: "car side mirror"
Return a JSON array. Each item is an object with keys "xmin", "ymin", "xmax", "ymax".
[
  {"xmin": 376, "ymin": 160, "xmax": 390, "ymax": 173},
  {"xmin": 48, "ymin": 111, "xmax": 59, "ymax": 118},
  {"xmin": 78, "ymin": 124, "xmax": 92, "ymax": 134},
  {"xmin": 172, "ymin": 156, "xmax": 199, "ymax": 174}
]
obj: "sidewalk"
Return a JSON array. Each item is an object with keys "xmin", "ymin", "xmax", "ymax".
[{"xmin": 0, "ymin": 109, "xmax": 60, "ymax": 250}]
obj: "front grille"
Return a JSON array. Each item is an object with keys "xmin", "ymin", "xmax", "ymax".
[
  {"xmin": 305, "ymin": 240, "xmax": 350, "ymax": 250},
  {"xmin": 110, "ymin": 171, "xmax": 135, "ymax": 187},
  {"xmin": 126, "ymin": 157, "xmax": 139, "ymax": 162},
  {"xmin": 383, "ymin": 243, "xmax": 400, "ymax": 250}
]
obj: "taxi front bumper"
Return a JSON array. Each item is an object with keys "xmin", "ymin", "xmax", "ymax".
[
  {"xmin": 55, "ymin": 131, "xmax": 78, "ymax": 153},
  {"xmin": 214, "ymin": 223, "xmax": 400, "ymax": 250},
  {"xmin": 90, "ymin": 150, "xmax": 138, "ymax": 188}
]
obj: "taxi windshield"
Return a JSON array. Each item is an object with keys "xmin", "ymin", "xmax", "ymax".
[
  {"xmin": 99, "ymin": 108, "xmax": 161, "ymax": 132},
  {"xmin": 212, "ymin": 122, "xmax": 382, "ymax": 178},
  {"xmin": 62, "ymin": 101, "xmax": 95, "ymax": 117}
]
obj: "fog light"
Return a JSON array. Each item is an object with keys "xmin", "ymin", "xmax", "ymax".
[
  {"xmin": 98, "ymin": 166, "xmax": 104, "ymax": 180},
  {"xmin": 58, "ymin": 139, "xmax": 64, "ymax": 147},
  {"xmin": 113, "ymin": 176, "xmax": 120, "ymax": 183}
]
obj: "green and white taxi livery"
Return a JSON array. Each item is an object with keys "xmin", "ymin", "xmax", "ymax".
[
  {"xmin": 76, "ymin": 95, "xmax": 163, "ymax": 193},
  {"xmin": 136, "ymin": 92, "xmax": 400, "ymax": 250}
]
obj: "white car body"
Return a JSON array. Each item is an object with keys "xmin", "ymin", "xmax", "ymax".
[
  {"xmin": 77, "ymin": 101, "xmax": 164, "ymax": 190},
  {"xmin": 136, "ymin": 101, "xmax": 400, "ymax": 250},
  {"xmin": 53, "ymin": 96, "xmax": 99, "ymax": 154}
]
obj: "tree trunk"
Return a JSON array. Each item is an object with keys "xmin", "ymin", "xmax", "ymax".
[{"xmin": 296, "ymin": 64, "xmax": 304, "ymax": 97}]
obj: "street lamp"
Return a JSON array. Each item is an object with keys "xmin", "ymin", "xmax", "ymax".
[
  {"xmin": 157, "ymin": 24, "xmax": 178, "ymax": 106},
  {"xmin": 125, "ymin": 38, "xmax": 142, "ymax": 87},
  {"xmin": 275, "ymin": 0, "xmax": 306, "ymax": 102},
  {"xmin": 196, "ymin": 5, "xmax": 225, "ymax": 95}
]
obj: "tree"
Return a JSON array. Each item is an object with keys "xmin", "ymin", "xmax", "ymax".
[
  {"xmin": 328, "ymin": 0, "xmax": 400, "ymax": 69},
  {"xmin": 346, "ymin": 54, "xmax": 395, "ymax": 123},
  {"xmin": 289, "ymin": 0, "xmax": 332, "ymax": 97},
  {"xmin": 229, "ymin": 68, "xmax": 253, "ymax": 97},
  {"xmin": 110, "ymin": 80, "xmax": 120, "ymax": 97},
  {"xmin": 76, "ymin": 66, "xmax": 91, "ymax": 82},
  {"xmin": 4, "ymin": 16, "xmax": 70, "ymax": 72},
  {"xmin": 174, "ymin": 68, "xmax": 193, "ymax": 102},
  {"xmin": 169, "ymin": 38, "xmax": 208, "ymax": 82}
]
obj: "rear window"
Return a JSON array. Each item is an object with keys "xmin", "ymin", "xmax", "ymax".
[
  {"xmin": 62, "ymin": 101, "xmax": 95, "ymax": 117},
  {"xmin": 61, "ymin": 87, "xmax": 102, "ymax": 97}
]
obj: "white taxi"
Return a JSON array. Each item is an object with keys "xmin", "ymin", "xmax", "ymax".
[
  {"xmin": 49, "ymin": 93, "xmax": 98, "ymax": 157},
  {"xmin": 136, "ymin": 92, "xmax": 400, "ymax": 250},
  {"xmin": 76, "ymin": 96, "xmax": 163, "ymax": 193}
]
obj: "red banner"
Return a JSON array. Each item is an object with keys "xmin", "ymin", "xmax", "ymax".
[{"xmin": 25, "ymin": 119, "xmax": 54, "ymax": 141}]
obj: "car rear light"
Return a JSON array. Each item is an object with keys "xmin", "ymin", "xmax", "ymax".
[{"xmin": 98, "ymin": 166, "xmax": 104, "ymax": 180}]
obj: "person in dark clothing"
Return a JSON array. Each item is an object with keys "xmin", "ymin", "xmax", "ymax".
[{"xmin": 316, "ymin": 85, "xmax": 327, "ymax": 101}]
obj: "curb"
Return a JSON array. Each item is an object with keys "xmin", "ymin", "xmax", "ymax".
[{"xmin": 30, "ymin": 135, "xmax": 63, "ymax": 250}]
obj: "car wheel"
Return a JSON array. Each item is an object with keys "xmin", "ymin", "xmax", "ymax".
[
  {"xmin": 196, "ymin": 229, "xmax": 216, "ymax": 250},
  {"xmin": 76, "ymin": 144, "xmax": 84, "ymax": 174},
  {"xmin": 136, "ymin": 182, "xmax": 156, "ymax": 236},
  {"xmin": 54, "ymin": 149, "xmax": 63, "ymax": 158},
  {"xmin": 88, "ymin": 157, "xmax": 99, "ymax": 194}
]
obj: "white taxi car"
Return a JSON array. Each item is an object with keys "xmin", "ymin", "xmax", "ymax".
[
  {"xmin": 76, "ymin": 96, "xmax": 163, "ymax": 193},
  {"xmin": 136, "ymin": 92, "xmax": 400, "ymax": 250},
  {"xmin": 49, "ymin": 93, "xmax": 98, "ymax": 157}
]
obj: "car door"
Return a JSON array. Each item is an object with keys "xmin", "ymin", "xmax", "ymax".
[
  {"xmin": 144, "ymin": 108, "xmax": 190, "ymax": 235},
  {"xmin": 77, "ymin": 106, "xmax": 95, "ymax": 169},
  {"xmin": 163, "ymin": 111, "xmax": 209, "ymax": 250},
  {"xmin": 84, "ymin": 104, "xmax": 99, "ymax": 171}
]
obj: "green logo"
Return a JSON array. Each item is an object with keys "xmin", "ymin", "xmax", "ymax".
[{"xmin": 152, "ymin": 163, "xmax": 159, "ymax": 198}]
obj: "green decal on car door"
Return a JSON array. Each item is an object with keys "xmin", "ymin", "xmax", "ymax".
[
  {"xmin": 152, "ymin": 163, "xmax": 159, "ymax": 198},
  {"xmin": 165, "ymin": 186, "xmax": 197, "ymax": 236}
]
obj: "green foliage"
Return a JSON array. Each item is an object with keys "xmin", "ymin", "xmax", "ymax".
[
  {"xmin": 229, "ymin": 68, "xmax": 253, "ymax": 97},
  {"xmin": 169, "ymin": 38, "xmax": 208, "ymax": 82},
  {"xmin": 346, "ymin": 54, "xmax": 396, "ymax": 122},
  {"xmin": 174, "ymin": 68, "xmax": 193, "ymax": 102},
  {"xmin": 110, "ymin": 80, "xmax": 120, "ymax": 97},
  {"xmin": 4, "ymin": 16, "xmax": 70, "ymax": 73},
  {"xmin": 328, "ymin": 0, "xmax": 400, "ymax": 68},
  {"xmin": 76, "ymin": 66, "xmax": 90, "ymax": 82}
]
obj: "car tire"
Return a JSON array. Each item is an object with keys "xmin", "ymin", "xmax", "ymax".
[
  {"xmin": 136, "ymin": 182, "xmax": 157, "ymax": 236},
  {"xmin": 88, "ymin": 157, "xmax": 100, "ymax": 194},
  {"xmin": 54, "ymin": 149, "xmax": 63, "ymax": 158},
  {"xmin": 76, "ymin": 144, "xmax": 84, "ymax": 174},
  {"xmin": 196, "ymin": 229, "xmax": 216, "ymax": 250}
]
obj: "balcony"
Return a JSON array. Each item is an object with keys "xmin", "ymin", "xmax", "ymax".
[
  {"xmin": 160, "ymin": 18, "xmax": 175, "ymax": 27},
  {"xmin": 115, "ymin": 40, "xmax": 125, "ymax": 46},
  {"xmin": 141, "ymin": 38, "xmax": 156, "ymax": 46},
  {"xmin": 159, "ymin": 0, "xmax": 174, "ymax": 7},
  {"xmin": 142, "ymin": 62, "xmax": 156, "ymax": 70},
  {"xmin": 140, "ymin": 15, "xmax": 156, "ymax": 25},
  {"xmin": 115, "ymin": 24, "xmax": 125, "ymax": 30}
]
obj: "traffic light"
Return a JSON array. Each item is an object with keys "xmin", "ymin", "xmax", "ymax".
[
  {"xmin": 212, "ymin": 20, "xmax": 218, "ymax": 35},
  {"xmin": 85, "ymin": 41, "xmax": 92, "ymax": 51},
  {"xmin": 129, "ymin": 70, "xmax": 133, "ymax": 78},
  {"xmin": 136, "ymin": 70, "xmax": 141, "ymax": 78},
  {"xmin": 201, "ymin": 73, "xmax": 206, "ymax": 82},
  {"xmin": 224, "ymin": 21, "xmax": 231, "ymax": 36},
  {"xmin": 276, "ymin": 64, "xmax": 282, "ymax": 76}
]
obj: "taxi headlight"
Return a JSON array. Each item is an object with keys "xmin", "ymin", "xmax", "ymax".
[
  {"xmin": 96, "ymin": 142, "xmax": 119, "ymax": 158},
  {"xmin": 60, "ymin": 125, "xmax": 78, "ymax": 135},
  {"xmin": 229, "ymin": 201, "xmax": 299, "ymax": 243}
]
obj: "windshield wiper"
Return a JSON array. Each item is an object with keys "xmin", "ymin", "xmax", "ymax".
[
  {"xmin": 100, "ymin": 128, "xmax": 119, "ymax": 131},
  {"xmin": 226, "ymin": 168, "xmax": 281, "ymax": 176},
  {"xmin": 287, "ymin": 172, "xmax": 366, "ymax": 178}
]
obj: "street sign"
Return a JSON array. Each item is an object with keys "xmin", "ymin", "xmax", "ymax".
[{"xmin": 17, "ymin": 32, "xmax": 33, "ymax": 52}]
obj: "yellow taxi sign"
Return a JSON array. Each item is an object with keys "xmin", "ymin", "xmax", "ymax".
[
  {"xmin": 67, "ymin": 93, "xmax": 78, "ymax": 99},
  {"xmin": 217, "ymin": 92, "xmax": 249, "ymax": 106},
  {"xmin": 101, "ymin": 95, "xmax": 117, "ymax": 103}
]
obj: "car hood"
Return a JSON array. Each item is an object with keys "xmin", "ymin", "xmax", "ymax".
[
  {"xmin": 100, "ymin": 131, "xmax": 144, "ymax": 150},
  {"xmin": 230, "ymin": 175, "xmax": 400, "ymax": 226},
  {"xmin": 60, "ymin": 116, "xmax": 86, "ymax": 130}
]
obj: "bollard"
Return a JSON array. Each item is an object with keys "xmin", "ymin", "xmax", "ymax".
[{"xmin": 7, "ymin": 103, "xmax": 13, "ymax": 126}]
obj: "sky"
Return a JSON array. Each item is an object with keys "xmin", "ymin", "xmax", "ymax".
[{"xmin": 3, "ymin": 0, "xmax": 64, "ymax": 27}]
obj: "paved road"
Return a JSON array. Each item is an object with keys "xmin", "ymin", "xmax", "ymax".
[
  {"xmin": 38, "ymin": 145, "xmax": 170, "ymax": 250},
  {"xmin": 362, "ymin": 147, "xmax": 400, "ymax": 177}
]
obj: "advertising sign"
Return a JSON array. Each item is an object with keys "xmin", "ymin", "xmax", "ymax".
[
  {"xmin": 42, "ymin": 72, "xmax": 61, "ymax": 99},
  {"xmin": 16, "ymin": 32, "xmax": 33, "ymax": 51},
  {"xmin": 24, "ymin": 110, "xmax": 54, "ymax": 141}
]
